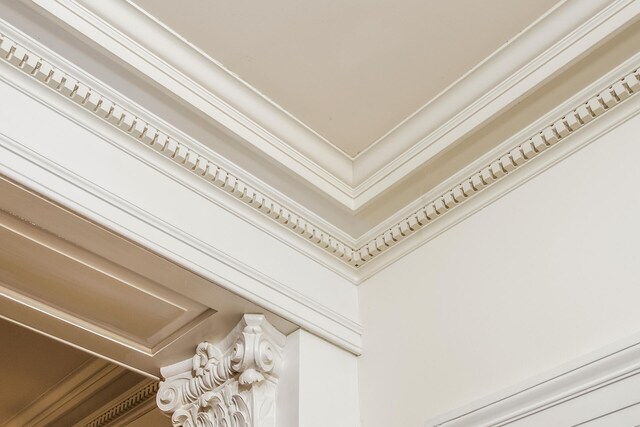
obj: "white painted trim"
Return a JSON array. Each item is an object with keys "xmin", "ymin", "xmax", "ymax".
[
  {"xmin": 0, "ymin": 17, "xmax": 357, "ymax": 248},
  {"xmin": 354, "ymin": 61, "xmax": 640, "ymax": 272},
  {"xmin": 0, "ymin": 22, "xmax": 361, "ymax": 268},
  {"xmin": 2, "ymin": 20, "xmax": 640, "ymax": 279},
  {"xmin": 28, "ymin": 0, "xmax": 637, "ymax": 212},
  {"xmin": 0, "ymin": 71, "xmax": 362, "ymax": 354},
  {"xmin": 0, "ymin": 134, "xmax": 362, "ymax": 353},
  {"xmin": 358, "ymin": 65, "xmax": 640, "ymax": 281},
  {"xmin": 356, "ymin": 49, "xmax": 640, "ymax": 247},
  {"xmin": 351, "ymin": 0, "xmax": 639, "ymax": 207},
  {"xmin": 425, "ymin": 330, "xmax": 640, "ymax": 426},
  {"xmin": 2, "ymin": 15, "xmax": 639, "ymax": 278},
  {"xmin": 32, "ymin": 0, "xmax": 355, "ymax": 205}
]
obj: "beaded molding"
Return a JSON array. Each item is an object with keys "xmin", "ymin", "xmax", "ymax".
[
  {"xmin": 1, "ymin": 33, "xmax": 639, "ymax": 269},
  {"xmin": 83, "ymin": 380, "xmax": 159, "ymax": 427}
]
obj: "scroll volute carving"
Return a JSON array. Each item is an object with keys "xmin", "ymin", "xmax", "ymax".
[{"xmin": 157, "ymin": 315, "xmax": 285, "ymax": 427}]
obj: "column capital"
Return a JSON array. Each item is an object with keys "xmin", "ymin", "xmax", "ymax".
[{"xmin": 157, "ymin": 314, "xmax": 286, "ymax": 427}]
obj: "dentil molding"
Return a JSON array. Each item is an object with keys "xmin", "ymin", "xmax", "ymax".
[
  {"xmin": 1, "ymin": 26, "xmax": 640, "ymax": 270},
  {"xmin": 81, "ymin": 380, "xmax": 159, "ymax": 427},
  {"xmin": 31, "ymin": 0, "xmax": 637, "ymax": 210},
  {"xmin": 157, "ymin": 314, "xmax": 285, "ymax": 427}
]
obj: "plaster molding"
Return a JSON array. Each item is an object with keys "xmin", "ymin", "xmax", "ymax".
[
  {"xmin": 351, "ymin": 0, "xmax": 640, "ymax": 206},
  {"xmin": 29, "ymin": 0, "xmax": 638, "ymax": 211},
  {"xmin": 32, "ymin": 0, "xmax": 355, "ymax": 205},
  {"xmin": 0, "ymin": 27, "xmax": 359, "ymax": 266},
  {"xmin": 80, "ymin": 380, "xmax": 159, "ymax": 427},
  {"xmin": 0, "ymin": 122, "xmax": 362, "ymax": 354},
  {"xmin": 353, "ymin": 65, "xmax": 640, "ymax": 267},
  {"xmin": 2, "ymin": 28, "xmax": 640, "ymax": 272},
  {"xmin": 425, "ymin": 331, "xmax": 640, "ymax": 426},
  {"xmin": 157, "ymin": 314, "xmax": 285, "ymax": 427}
]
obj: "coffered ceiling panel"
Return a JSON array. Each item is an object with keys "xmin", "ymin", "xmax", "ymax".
[
  {"xmin": 0, "ymin": 319, "xmax": 91, "ymax": 422},
  {"xmin": 131, "ymin": 0, "xmax": 559, "ymax": 156},
  {"xmin": 0, "ymin": 210, "xmax": 215, "ymax": 351},
  {"xmin": 0, "ymin": 176, "xmax": 296, "ymax": 374}
]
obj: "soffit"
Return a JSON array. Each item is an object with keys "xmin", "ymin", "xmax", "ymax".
[
  {"xmin": 130, "ymin": 0, "xmax": 559, "ymax": 157},
  {"xmin": 0, "ymin": 175, "xmax": 297, "ymax": 372},
  {"xmin": 0, "ymin": 318, "xmax": 91, "ymax": 421},
  {"xmin": 0, "ymin": 317, "xmax": 168, "ymax": 426}
]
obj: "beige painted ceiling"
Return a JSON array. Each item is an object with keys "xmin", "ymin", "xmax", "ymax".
[
  {"xmin": 0, "ymin": 318, "xmax": 91, "ymax": 422},
  {"xmin": 132, "ymin": 0, "xmax": 559, "ymax": 157},
  {"xmin": 0, "ymin": 318, "xmax": 168, "ymax": 425}
]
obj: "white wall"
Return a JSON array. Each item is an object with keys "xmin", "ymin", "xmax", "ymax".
[{"xmin": 358, "ymin": 108, "xmax": 640, "ymax": 426}]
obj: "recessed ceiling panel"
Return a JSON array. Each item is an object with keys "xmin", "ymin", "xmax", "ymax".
[
  {"xmin": 131, "ymin": 0, "xmax": 559, "ymax": 156},
  {"xmin": 0, "ymin": 318, "xmax": 91, "ymax": 422},
  {"xmin": 0, "ymin": 211, "xmax": 213, "ymax": 349}
]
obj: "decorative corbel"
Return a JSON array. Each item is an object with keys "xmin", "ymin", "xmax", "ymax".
[{"xmin": 157, "ymin": 314, "xmax": 285, "ymax": 427}]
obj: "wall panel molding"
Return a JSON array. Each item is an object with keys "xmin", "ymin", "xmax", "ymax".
[{"xmin": 425, "ymin": 332, "xmax": 640, "ymax": 426}]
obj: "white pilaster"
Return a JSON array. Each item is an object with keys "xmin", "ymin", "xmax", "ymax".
[{"xmin": 277, "ymin": 330, "xmax": 360, "ymax": 427}]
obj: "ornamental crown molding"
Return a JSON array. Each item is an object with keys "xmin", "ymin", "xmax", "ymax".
[
  {"xmin": 1, "ymin": 28, "xmax": 640, "ymax": 272},
  {"xmin": 157, "ymin": 314, "xmax": 285, "ymax": 427},
  {"xmin": 350, "ymin": 0, "xmax": 639, "ymax": 204},
  {"xmin": 29, "ymin": 0, "xmax": 639, "ymax": 210}
]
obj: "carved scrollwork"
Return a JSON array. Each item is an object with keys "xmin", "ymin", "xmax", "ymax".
[{"xmin": 157, "ymin": 315, "xmax": 285, "ymax": 427}]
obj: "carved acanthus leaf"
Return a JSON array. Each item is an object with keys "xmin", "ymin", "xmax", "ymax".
[{"xmin": 157, "ymin": 315, "xmax": 285, "ymax": 427}]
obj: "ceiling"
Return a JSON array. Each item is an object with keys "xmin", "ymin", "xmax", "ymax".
[
  {"xmin": 0, "ymin": 318, "xmax": 91, "ymax": 422},
  {"xmin": 0, "ymin": 317, "xmax": 170, "ymax": 426},
  {"xmin": 131, "ymin": 0, "xmax": 559, "ymax": 157}
]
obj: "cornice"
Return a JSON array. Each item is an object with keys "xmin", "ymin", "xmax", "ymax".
[
  {"xmin": 29, "ymin": 0, "xmax": 639, "ymax": 211},
  {"xmin": 0, "ymin": 26, "xmax": 358, "ymax": 266},
  {"xmin": 353, "ymin": 63, "xmax": 640, "ymax": 268},
  {"xmin": 1, "ymin": 27, "xmax": 640, "ymax": 273},
  {"xmin": 351, "ymin": 0, "xmax": 640, "ymax": 208},
  {"xmin": 32, "ymin": 0, "xmax": 355, "ymax": 206}
]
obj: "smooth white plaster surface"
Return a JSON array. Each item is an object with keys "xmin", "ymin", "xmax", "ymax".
[
  {"xmin": 358, "ymin": 112, "xmax": 640, "ymax": 427},
  {"xmin": 278, "ymin": 330, "xmax": 360, "ymax": 427}
]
